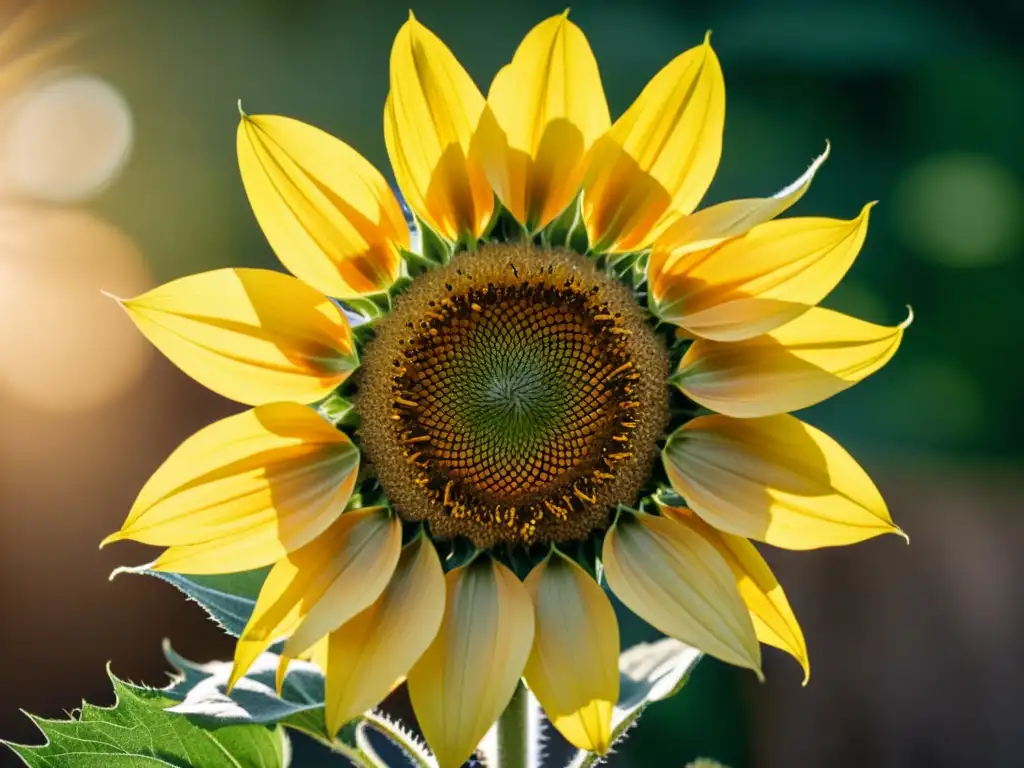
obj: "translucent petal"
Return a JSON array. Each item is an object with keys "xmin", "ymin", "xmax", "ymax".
[
  {"xmin": 385, "ymin": 13, "xmax": 493, "ymax": 241},
  {"xmin": 407, "ymin": 558, "xmax": 534, "ymax": 768},
  {"xmin": 603, "ymin": 510, "xmax": 762, "ymax": 675},
  {"xmin": 663, "ymin": 414, "xmax": 904, "ymax": 549},
  {"xmin": 102, "ymin": 403, "xmax": 359, "ymax": 574},
  {"xmin": 323, "ymin": 536, "xmax": 445, "ymax": 736},
  {"xmin": 652, "ymin": 142, "xmax": 830, "ymax": 257},
  {"xmin": 582, "ymin": 35, "xmax": 724, "ymax": 252},
  {"xmin": 228, "ymin": 507, "xmax": 401, "ymax": 689},
  {"xmin": 482, "ymin": 12, "xmax": 609, "ymax": 230},
  {"xmin": 661, "ymin": 505, "xmax": 809, "ymax": 682},
  {"xmin": 523, "ymin": 551, "xmax": 618, "ymax": 753},
  {"xmin": 238, "ymin": 114, "xmax": 407, "ymax": 298},
  {"xmin": 651, "ymin": 204, "xmax": 873, "ymax": 339},
  {"xmin": 118, "ymin": 268, "xmax": 357, "ymax": 405},
  {"xmin": 675, "ymin": 306, "xmax": 909, "ymax": 417}
]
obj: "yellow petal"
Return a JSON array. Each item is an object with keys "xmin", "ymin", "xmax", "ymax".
[
  {"xmin": 603, "ymin": 510, "xmax": 762, "ymax": 675},
  {"xmin": 653, "ymin": 142, "xmax": 830, "ymax": 256},
  {"xmin": 523, "ymin": 551, "xmax": 618, "ymax": 753},
  {"xmin": 650, "ymin": 203, "xmax": 874, "ymax": 339},
  {"xmin": 102, "ymin": 403, "xmax": 359, "ymax": 574},
  {"xmin": 482, "ymin": 12, "xmax": 610, "ymax": 231},
  {"xmin": 118, "ymin": 268, "xmax": 358, "ymax": 406},
  {"xmin": 323, "ymin": 536, "xmax": 445, "ymax": 737},
  {"xmin": 663, "ymin": 414, "xmax": 904, "ymax": 549},
  {"xmin": 674, "ymin": 306, "xmax": 910, "ymax": 418},
  {"xmin": 385, "ymin": 13, "xmax": 494, "ymax": 241},
  {"xmin": 229, "ymin": 507, "xmax": 401, "ymax": 689},
  {"xmin": 408, "ymin": 558, "xmax": 534, "ymax": 768},
  {"xmin": 660, "ymin": 506, "xmax": 809, "ymax": 682},
  {"xmin": 582, "ymin": 34, "xmax": 724, "ymax": 253},
  {"xmin": 238, "ymin": 114, "xmax": 407, "ymax": 299}
]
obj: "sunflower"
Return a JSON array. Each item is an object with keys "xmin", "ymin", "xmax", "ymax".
[{"xmin": 103, "ymin": 11, "xmax": 909, "ymax": 767}]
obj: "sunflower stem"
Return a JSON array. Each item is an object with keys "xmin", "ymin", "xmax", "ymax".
[{"xmin": 496, "ymin": 682, "xmax": 530, "ymax": 768}]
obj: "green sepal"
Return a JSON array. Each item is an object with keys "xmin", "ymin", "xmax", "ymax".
[
  {"xmin": 542, "ymin": 194, "xmax": 589, "ymax": 254},
  {"xmin": 438, "ymin": 536, "xmax": 479, "ymax": 572},
  {"xmin": 417, "ymin": 215, "xmax": 454, "ymax": 267},
  {"xmin": 487, "ymin": 202, "xmax": 528, "ymax": 245},
  {"xmin": 315, "ymin": 391, "xmax": 360, "ymax": 430},
  {"xmin": 3, "ymin": 668, "xmax": 291, "ymax": 768}
]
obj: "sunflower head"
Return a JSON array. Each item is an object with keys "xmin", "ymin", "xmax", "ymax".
[
  {"xmin": 103, "ymin": 10, "xmax": 909, "ymax": 767},
  {"xmin": 357, "ymin": 241, "xmax": 670, "ymax": 548}
]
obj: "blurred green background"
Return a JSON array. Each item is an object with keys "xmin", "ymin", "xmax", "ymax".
[{"xmin": 0, "ymin": 0, "xmax": 1021, "ymax": 765}]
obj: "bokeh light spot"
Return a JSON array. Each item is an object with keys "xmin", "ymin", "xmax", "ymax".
[
  {"xmin": 894, "ymin": 153, "xmax": 1022, "ymax": 268},
  {"xmin": 0, "ymin": 208, "xmax": 151, "ymax": 412},
  {"xmin": 1, "ymin": 74, "xmax": 133, "ymax": 202}
]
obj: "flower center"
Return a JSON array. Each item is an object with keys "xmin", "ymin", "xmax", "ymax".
[{"xmin": 357, "ymin": 243, "xmax": 669, "ymax": 548}]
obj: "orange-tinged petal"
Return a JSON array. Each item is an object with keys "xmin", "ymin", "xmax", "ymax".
[
  {"xmin": 582, "ymin": 34, "xmax": 724, "ymax": 253},
  {"xmin": 323, "ymin": 536, "xmax": 445, "ymax": 736},
  {"xmin": 408, "ymin": 558, "xmax": 534, "ymax": 768},
  {"xmin": 523, "ymin": 551, "xmax": 618, "ymax": 753},
  {"xmin": 660, "ymin": 506, "xmax": 809, "ymax": 682},
  {"xmin": 650, "ymin": 204, "xmax": 874, "ymax": 339},
  {"xmin": 603, "ymin": 510, "xmax": 762, "ymax": 675},
  {"xmin": 663, "ymin": 414, "xmax": 904, "ymax": 549},
  {"xmin": 482, "ymin": 12, "xmax": 609, "ymax": 230},
  {"xmin": 385, "ymin": 13, "xmax": 493, "ymax": 241},
  {"xmin": 117, "ymin": 268, "xmax": 358, "ymax": 406},
  {"xmin": 674, "ymin": 306, "xmax": 911, "ymax": 417},
  {"xmin": 229, "ymin": 507, "xmax": 401, "ymax": 689},
  {"xmin": 238, "ymin": 114, "xmax": 407, "ymax": 299},
  {"xmin": 102, "ymin": 403, "xmax": 359, "ymax": 574},
  {"xmin": 653, "ymin": 142, "xmax": 830, "ymax": 257}
]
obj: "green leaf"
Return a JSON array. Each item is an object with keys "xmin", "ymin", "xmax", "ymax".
[
  {"xmin": 115, "ymin": 565, "xmax": 267, "ymax": 637},
  {"xmin": 163, "ymin": 642, "xmax": 328, "ymax": 738},
  {"xmin": 3, "ymin": 669, "xmax": 291, "ymax": 767},
  {"xmin": 616, "ymin": 637, "xmax": 703, "ymax": 714}
]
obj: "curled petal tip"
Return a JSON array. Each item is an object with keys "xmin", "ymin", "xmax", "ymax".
[
  {"xmin": 99, "ymin": 288, "xmax": 125, "ymax": 304},
  {"xmin": 704, "ymin": 29, "xmax": 713, "ymax": 44},
  {"xmin": 237, "ymin": 99, "xmax": 247, "ymax": 118},
  {"xmin": 107, "ymin": 564, "xmax": 131, "ymax": 582},
  {"xmin": 900, "ymin": 305, "xmax": 915, "ymax": 330}
]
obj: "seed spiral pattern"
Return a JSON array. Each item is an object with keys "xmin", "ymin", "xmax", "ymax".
[{"xmin": 357, "ymin": 244, "xmax": 669, "ymax": 547}]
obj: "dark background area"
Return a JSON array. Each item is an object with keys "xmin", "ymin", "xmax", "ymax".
[{"xmin": 0, "ymin": 0, "xmax": 1021, "ymax": 765}]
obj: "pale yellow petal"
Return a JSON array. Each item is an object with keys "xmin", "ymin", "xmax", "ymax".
[
  {"xmin": 408, "ymin": 558, "xmax": 534, "ymax": 768},
  {"xmin": 582, "ymin": 35, "xmax": 724, "ymax": 252},
  {"xmin": 661, "ymin": 506, "xmax": 809, "ymax": 682},
  {"xmin": 228, "ymin": 507, "xmax": 401, "ymax": 689},
  {"xmin": 674, "ymin": 306, "xmax": 910, "ymax": 418},
  {"xmin": 523, "ymin": 551, "xmax": 618, "ymax": 753},
  {"xmin": 323, "ymin": 536, "xmax": 445, "ymax": 737},
  {"xmin": 603, "ymin": 510, "xmax": 762, "ymax": 675},
  {"xmin": 650, "ymin": 204, "xmax": 874, "ymax": 339},
  {"xmin": 483, "ymin": 12, "xmax": 609, "ymax": 230},
  {"xmin": 102, "ymin": 403, "xmax": 359, "ymax": 574},
  {"xmin": 238, "ymin": 114, "xmax": 407, "ymax": 298},
  {"xmin": 653, "ymin": 142, "xmax": 830, "ymax": 256},
  {"xmin": 118, "ymin": 268, "xmax": 357, "ymax": 406},
  {"xmin": 385, "ymin": 14, "xmax": 494, "ymax": 241},
  {"xmin": 663, "ymin": 414, "xmax": 904, "ymax": 549}
]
